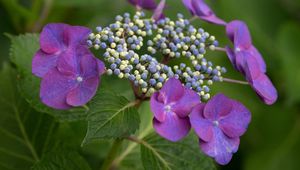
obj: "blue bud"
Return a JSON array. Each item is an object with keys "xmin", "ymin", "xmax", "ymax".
[
  {"xmin": 96, "ymin": 26, "xmax": 102, "ymax": 32},
  {"xmin": 114, "ymin": 69, "xmax": 120, "ymax": 75},
  {"xmin": 110, "ymin": 63, "xmax": 117, "ymax": 69},
  {"xmin": 129, "ymin": 74, "xmax": 135, "ymax": 81},
  {"xmin": 149, "ymin": 79, "xmax": 156, "ymax": 86}
]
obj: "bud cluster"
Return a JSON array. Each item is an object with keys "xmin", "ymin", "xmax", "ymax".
[{"xmin": 87, "ymin": 11, "xmax": 226, "ymax": 101}]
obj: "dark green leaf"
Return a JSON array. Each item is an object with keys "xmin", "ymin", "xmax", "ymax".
[
  {"xmin": 0, "ymin": 63, "xmax": 57, "ymax": 169},
  {"xmin": 8, "ymin": 33, "xmax": 88, "ymax": 121},
  {"xmin": 32, "ymin": 150, "xmax": 91, "ymax": 170},
  {"xmin": 140, "ymin": 133, "xmax": 216, "ymax": 170},
  {"xmin": 277, "ymin": 22, "xmax": 300, "ymax": 104},
  {"xmin": 83, "ymin": 91, "xmax": 140, "ymax": 144}
]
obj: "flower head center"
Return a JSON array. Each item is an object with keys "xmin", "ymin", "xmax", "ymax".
[
  {"xmin": 76, "ymin": 76, "xmax": 83, "ymax": 82},
  {"xmin": 235, "ymin": 47, "xmax": 241, "ymax": 52},
  {"xmin": 213, "ymin": 120, "xmax": 219, "ymax": 127},
  {"xmin": 164, "ymin": 105, "xmax": 172, "ymax": 112}
]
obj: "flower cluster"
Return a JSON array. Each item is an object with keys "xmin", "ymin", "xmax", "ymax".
[{"xmin": 87, "ymin": 11, "xmax": 225, "ymax": 101}]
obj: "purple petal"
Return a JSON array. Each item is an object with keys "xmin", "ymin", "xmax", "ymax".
[
  {"xmin": 190, "ymin": 104, "xmax": 214, "ymax": 142},
  {"xmin": 159, "ymin": 78, "xmax": 184, "ymax": 104},
  {"xmin": 199, "ymin": 15, "xmax": 227, "ymax": 26},
  {"xmin": 172, "ymin": 88, "xmax": 200, "ymax": 117},
  {"xmin": 152, "ymin": 0, "xmax": 166, "ymax": 21},
  {"xmin": 128, "ymin": 0, "xmax": 157, "ymax": 10},
  {"xmin": 182, "ymin": 0, "xmax": 194, "ymax": 14},
  {"xmin": 79, "ymin": 50, "xmax": 99, "ymax": 78},
  {"xmin": 203, "ymin": 94, "xmax": 233, "ymax": 121},
  {"xmin": 244, "ymin": 57, "xmax": 278, "ymax": 105},
  {"xmin": 40, "ymin": 23, "xmax": 68, "ymax": 54},
  {"xmin": 66, "ymin": 76, "xmax": 99, "ymax": 106},
  {"xmin": 56, "ymin": 49, "xmax": 79, "ymax": 75},
  {"xmin": 251, "ymin": 73, "xmax": 278, "ymax": 105},
  {"xmin": 248, "ymin": 46, "xmax": 266, "ymax": 73},
  {"xmin": 153, "ymin": 112, "xmax": 191, "ymax": 142},
  {"xmin": 66, "ymin": 26, "xmax": 91, "ymax": 46},
  {"xmin": 97, "ymin": 59, "xmax": 106, "ymax": 75},
  {"xmin": 191, "ymin": 0, "xmax": 226, "ymax": 25},
  {"xmin": 150, "ymin": 92, "xmax": 166, "ymax": 122},
  {"xmin": 226, "ymin": 20, "xmax": 252, "ymax": 49},
  {"xmin": 199, "ymin": 127, "xmax": 240, "ymax": 165},
  {"xmin": 40, "ymin": 68, "xmax": 76, "ymax": 109},
  {"xmin": 32, "ymin": 50, "xmax": 59, "ymax": 77},
  {"xmin": 219, "ymin": 100, "xmax": 251, "ymax": 138}
]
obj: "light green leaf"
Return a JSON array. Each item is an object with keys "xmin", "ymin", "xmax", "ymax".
[
  {"xmin": 277, "ymin": 22, "xmax": 300, "ymax": 104},
  {"xmin": 140, "ymin": 133, "xmax": 217, "ymax": 170},
  {"xmin": 32, "ymin": 150, "xmax": 91, "ymax": 170},
  {"xmin": 83, "ymin": 91, "xmax": 140, "ymax": 144},
  {"xmin": 8, "ymin": 33, "xmax": 88, "ymax": 121},
  {"xmin": 0, "ymin": 63, "xmax": 57, "ymax": 170}
]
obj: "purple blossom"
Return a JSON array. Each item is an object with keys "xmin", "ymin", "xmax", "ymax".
[
  {"xmin": 152, "ymin": 0, "xmax": 166, "ymax": 21},
  {"xmin": 127, "ymin": 0, "xmax": 157, "ymax": 10},
  {"xmin": 40, "ymin": 46, "xmax": 105, "ymax": 109},
  {"xmin": 190, "ymin": 94, "xmax": 251, "ymax": 165},
  {"xmin": 32, "ymin": 23, "xmax": 91, "ymax": 77},
  {"xmin": 225, "ymin": 20, "xmax": 277, "ymax": 105},
  {"xmin": 150, "ymin": 78, "xmax": 200, "ymax": 141},
  {"xmin": 32, "ymin": 23, "xmax": 105, "ymax": 109},
  {"xmin": 182, "ymin": 0, "xmax": 226, "ymax": 25}
]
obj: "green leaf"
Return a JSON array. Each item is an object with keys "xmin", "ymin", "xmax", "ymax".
[
  {"xmin": 8, "ymin": 33, "xmax": 88, "ymax": 121},
  {"xmin": 140, "ymin": 133, "xmax": 216, "ymax": 170},
  {"xmin": 277, "ymin": 22, "xmax": 300, "ymax": 104},
  {"xmin": 83, "ymin": 91, "xmax": 140, "ymax": 144},
  {"xmin": 0, "ymin": 63, "xmax": 57, "ymax": 169},
  {"xmin": 32, "ymin": 150, "xmax": 91, "ymax": 170}
]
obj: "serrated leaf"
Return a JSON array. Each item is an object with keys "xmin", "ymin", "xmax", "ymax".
[
  {"xmin": 32, "ymin": 150, "xmax": 91, "ymax": 170},
  {"xmin": 8, "ymin": 33, "xmax": 88, "ymax": 121},
  {"xmin": 277, "ymin": 22, "xmax": 300, "ymax": 104},
  {"xmin": 140, "ymin": 133, "xmax": 216, "ymax": 170},
  {"xmin": 83, "ymin": 91, "xmax": 140, "ymax": 144},
  {"xmin": 0, "ymin": 64, "xmax": 57, "ymax": 170}
]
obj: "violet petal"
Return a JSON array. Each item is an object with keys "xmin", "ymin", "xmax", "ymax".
[
  {"xmin": 159, "ymin": 78, "xmax": 184, "ymax": 104},
  {"xmin": 150, "ymin": 92, "xmax": 167, "ymax": 122},
  {"xmin": 32, "ymin": 50, "xmax": 59, "ymax": 77},
  {"xmin": 219, "ymin": 100, "xmax": 251, "ymax": 138},
  {"xmin": 40, "ymin": 68, "xmax": 76, "ymax": 109},
  {"xmin": 199, "ymin": 127, "xmax": 240, "ymax": 165},
  {"xmin": 153, "ymin": 112, "xmax": 191, "ymax": 142},
  {"xmin": 40, "ymin": 23, "xmax": 68, "ymax": 54},
  {"xmin": 190, "ymin": 104, "xmax": 214, "ymax": 142},
  {"xmin": 203, "ymin": 94, "xmax": 233, "ymax": 120},
  {"xmin": 66, "ymin": 76, "xmax": 99, "ymax": 106},
  {"xmin": 172, "ymin": 88, "xmax": 200, "ymax": 118}
]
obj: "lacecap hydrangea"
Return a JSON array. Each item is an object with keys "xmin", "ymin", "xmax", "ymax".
[{"xmin": 31, "ymin": 0, "xmax": 277, "ymax": 165}]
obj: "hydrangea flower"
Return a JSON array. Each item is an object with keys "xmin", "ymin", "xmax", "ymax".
[
  {"xmin": 150, "ymin": 78, "xmax": 200, "ymax": 141},
  {"xmin": 190, "ymin": 94, "xmax": 251, "ymax": 165},
  {"xmin": 32, "ymin": 23, "xmax": 91, "ymax": 77},
  {"xmin": 40, "ymin": 46, "xmax": 105, "ymax": 109},
  {"xmin": 182, "ymin": 0, "xmax": 226, "ymax": 25},
  {"xmin": 225, "ymin": 20, "xmax": 277, "ymax": 105},
  {"xmin": 127, "ymin": 0, "xmax": 157, "ymax": 10},
  {"xmin": 32, "ymin": 23, "xmax": 105, "ymax": 109}
]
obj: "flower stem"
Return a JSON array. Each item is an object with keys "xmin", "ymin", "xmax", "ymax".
[
  {"xmin": 214, "ymin": 47, "xmax": 227, "ymax": 52},
  {"xmin": 189, "ymin": 16, "xmax": 198, "ymax": 22},
  {"xmin": 223, "ymin": 77, "xmax": 249, "ymax": 85},
  {"xmin": 100, "ymin": 139, "xmax": 123, "ymax": 170}
]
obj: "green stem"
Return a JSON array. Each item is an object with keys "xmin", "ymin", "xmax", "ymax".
[{"xmin": 100, "ymin": 139, "xmax": 123, "ymax": 170}]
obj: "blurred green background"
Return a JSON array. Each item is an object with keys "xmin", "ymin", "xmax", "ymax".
[{"xmin": 0, "ymin": 0, "xmax": 300, "ymax": 169}]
